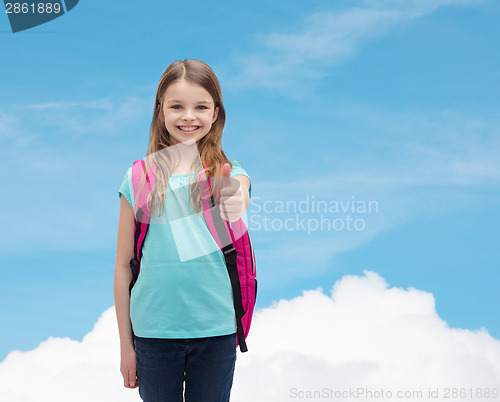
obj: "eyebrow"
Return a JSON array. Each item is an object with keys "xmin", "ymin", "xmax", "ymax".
[{"xmin": 166, "ymin": 99, "xmax": 212, "ymax": 104}]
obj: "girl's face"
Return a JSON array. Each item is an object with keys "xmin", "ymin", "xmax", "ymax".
[{"xmin": 161, "ymin": 79, "xmax": 219, "ymax": 145}]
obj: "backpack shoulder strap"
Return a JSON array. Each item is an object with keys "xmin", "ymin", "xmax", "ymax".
[
  {"xmin": 129, "ymin": 159, "xmax": 156, "ymax": 294},
  {"xmin": 200, "ymin": 172, "xmax": 249, "ymax": 352}
]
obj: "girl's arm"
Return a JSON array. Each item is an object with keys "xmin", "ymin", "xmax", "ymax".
[{"xmin": 114, "ymin": 195, "xmax": 138, "ymax": 388}]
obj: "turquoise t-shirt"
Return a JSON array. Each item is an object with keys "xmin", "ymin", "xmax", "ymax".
[{"xmin": 118, "ymin": 161, "xmax": 251, "ymax": 338}]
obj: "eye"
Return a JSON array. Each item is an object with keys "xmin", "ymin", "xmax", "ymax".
[
  {"xmin": 197, "ymin": 105, "xmax": 208, "ymax": 110},
  {"xmin": 171, "ymin": 105, "xmax": 182, "ymax": 110}
]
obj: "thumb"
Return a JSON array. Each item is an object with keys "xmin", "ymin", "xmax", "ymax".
[
  {"xmin": 222, "ymin": 163, "xmax": 231, "ymax": 188},
  {"xmin": 129, "ymin": 370, "xmax": 137, "ymax": 387}
]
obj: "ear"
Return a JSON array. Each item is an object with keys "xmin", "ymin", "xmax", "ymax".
[{"xmin": 212, "ymin": 106, "xmax": 219, "ymax": 124}]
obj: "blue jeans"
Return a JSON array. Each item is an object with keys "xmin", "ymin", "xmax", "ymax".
[{"xmin": 134, "ymin": 333, "xmax": 237, "ymax": 402}]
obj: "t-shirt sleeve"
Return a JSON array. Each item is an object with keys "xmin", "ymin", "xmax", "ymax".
[
  {"xmin": 118, "ymin": 167, "xmax": 134, "ymax": 207},
  {"xmin": 230, "ymin": 160, "xmax": 252, "ymax": 199}
]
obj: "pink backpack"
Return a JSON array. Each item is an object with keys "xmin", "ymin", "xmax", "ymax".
[{"xmin": 128, "ymin": 159, "xmax": 257, "ymax": 352}]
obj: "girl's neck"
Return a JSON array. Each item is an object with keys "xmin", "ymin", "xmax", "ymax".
[{"xmin": 170, "ymin": 139, "xmax": 201, "ymax": 175}]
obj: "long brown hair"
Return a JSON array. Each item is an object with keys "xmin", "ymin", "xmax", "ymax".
[{"xmin": 138, "ymin": 59, "xmax": 232, "ymax": 218}]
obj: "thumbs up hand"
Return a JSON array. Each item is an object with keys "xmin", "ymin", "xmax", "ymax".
[{"xmin": 219, "ymin": 163, "xmax": 249, "ymax": 222}]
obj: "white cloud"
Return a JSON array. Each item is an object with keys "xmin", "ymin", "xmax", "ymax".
[
  {"xmin": 15, "ymin": 95, "xmax": 151, "ymax": 135},
  {"xmin": 224, "ymin": 0, "xmax": 488, "ymax": 95},
  {"xmin": 23, "ymin": 99, "xmax": 114, "ymax": 110},
  {"xmin": 362, "ymin": 0, "xmax": 487, "ymax": 16},
  {"xmin": 1, "ymin": 271, "xmax": 499, "ymax": 402},
  {"xmin": 0, "ymin": 308, "xmax": 138, "ymax": 402},
  {"xmin": 235, "ymin": 270, "xmax": 500, "ymax": 401}
]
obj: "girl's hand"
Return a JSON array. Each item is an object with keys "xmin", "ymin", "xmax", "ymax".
[
  {"xmin": 120, "ymin": 347, "xmax": 138, "ymax": 389},
  {"xmin": 219, "ymin": 163, "xmax": 250, "ymax": 223}
]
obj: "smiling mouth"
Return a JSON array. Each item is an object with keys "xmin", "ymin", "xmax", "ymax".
[{"xmin": 178, "ymin": 126, "xmax": 200, "ymax": 132}]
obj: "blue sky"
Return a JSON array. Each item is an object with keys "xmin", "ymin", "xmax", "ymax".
[{"xmin": 1, "ymin": 0, "xmax": 499, "ymax": 361}]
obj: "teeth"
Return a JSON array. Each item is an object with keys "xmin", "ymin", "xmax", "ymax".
[{"xmin": 179, "ymin": 126, "xmax": 199, "ymax": 132}]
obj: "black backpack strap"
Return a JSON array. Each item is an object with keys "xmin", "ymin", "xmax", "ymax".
[
  {"xmin": 129, "ymin": 207, "xmax": 149, "ymax": 295},
  {"xmin": 209, "ymin": 195, "xmax": 248, "ymax": 352}
]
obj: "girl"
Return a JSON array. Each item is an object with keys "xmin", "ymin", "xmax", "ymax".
[{"xmin": 114, "ymin": 59, "xmax": 251, "ymax": 402}]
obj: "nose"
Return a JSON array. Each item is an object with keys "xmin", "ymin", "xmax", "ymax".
[{"xmin": 183, "ymin": 109, "xmax": 195, "ymax": 121}]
